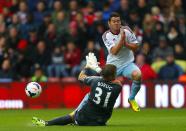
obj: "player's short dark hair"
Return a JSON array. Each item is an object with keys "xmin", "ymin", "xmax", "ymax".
[
  {"xmin": 108, "ymin": 12, "xmax": 121, "ymax": 21},
  {"xmin": 101, "ymin": 64, "xmax": 116, "ymax": 81}
]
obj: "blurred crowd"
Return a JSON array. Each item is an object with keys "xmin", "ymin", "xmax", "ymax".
[{"xmin": 0, "ymin": 0, "xmax": 186, "ymax": 82}]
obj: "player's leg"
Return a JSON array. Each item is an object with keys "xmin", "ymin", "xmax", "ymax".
[
  {"xmin": 46, "ymin": 114, "xmax": 74, "ymax": 126},
  {"xmin": 32, "ymin": 113, "xmax": 75, "ymax": 126},
  {"xmin": 121, "ymin": 63, "xmax": 141, "ymax": 111},
  {"xmin": 32, "ymin": 94, "xmax": 90, "ymax": 126},
  {"xmin": 33, "ymin": 94, "xmax": 90, "ymax": 126}
]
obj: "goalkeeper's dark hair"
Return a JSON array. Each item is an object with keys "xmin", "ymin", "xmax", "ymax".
[{"xmin": 101, "ymin": 64, "xmax": 117, "ymax": 81}]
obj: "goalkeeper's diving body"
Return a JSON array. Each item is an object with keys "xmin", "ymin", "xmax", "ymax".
[{"xmin": 32, "ymin": 57, "xmax": 122, "ymax": 126}]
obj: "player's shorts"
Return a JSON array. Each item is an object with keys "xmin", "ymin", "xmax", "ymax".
[{"xmin": 117, "ymin": 62, "xmax": 141, "ymax": 79}]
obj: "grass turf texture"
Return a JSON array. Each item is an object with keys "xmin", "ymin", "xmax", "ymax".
[{"xmin": 0, "ymin": 109, "xmax": 186, "ymax": 131}]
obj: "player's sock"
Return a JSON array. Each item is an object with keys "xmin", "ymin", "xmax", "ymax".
[
  {"xmin": 46, "ymin": 115, "xmax": 73, "ymax": 126},
  {"xmin": 129, "ymin": 80, "xmax": 141, "ymax": 100}
]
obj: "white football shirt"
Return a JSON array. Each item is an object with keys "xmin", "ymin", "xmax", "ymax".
[{"xmin": 102, "ymin": 26, "xmax": 139, "ymax": 68}]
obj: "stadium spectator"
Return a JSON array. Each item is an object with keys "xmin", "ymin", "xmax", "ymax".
[
  {"xmin": 83, "ymin": 2, "xmax": 96, "ymax": 26},
  {"xmin": 158, "ymin": 53, "xmax": 184, "ymax": 80},
  {"xmin": 174, "ymin": 43, "xmax": 186, "ymax": 60},
  {"xmin": 33, "ymin": 1, "xmax": 47, "ymax": 26},
  {"xmin": 8, "ymin": 14, "xmax": 20, "ymax": 29},
  {"xmin": 17, "ymin": 1, "xmax": 28, "ymax": 24},
  {"xmin": 27, "ymin": 27, "xmax": 39, "ymax": 48},
  {"xmin": 0, "ymin": 59, "xmax": 15, "ymax": 81},
  {"xmin": 29, "ymin": 40, "xmax": 51, "ymax": 70},
  {"xmin": 0, "ymin": 19, "xmax": 6, "ymax": 36},
  {"xmin": 152, "ymin": 21, "xmax": 165, "ymax": 48},
  {"xmin": 52, "ymin": 0, "xmax": 63, "ymax": 23},
  {"xmin": 0, "ymin": 35, "xmax": 6, "ymax": 63},
  {"xmin": 54, "ymin": 11, "xmax": 69, "ymax": 36},
  {"xmin": 177, "ymin": 14, "xmax": 186, "ymax": 45},
  {"xmin": 64, "ymin": 41, "xmax": 81, "ymax": 76},
  {"xmin": 7, "ymin": 27, "xmax": 20, "ymax": 49},
  {"xmin": 68, "ymin": 0, "xmax": 79, "ymax": 21},
  {"xmin": 44, "ymin": 23, "xmax": 59, "ymax": 48},
  {"xmin": 9, "ymin": 0, "xmax": 19, "ymax": 14},
  {"xmin": 38, "ymin": 12, "xmax": 52, "ymax": 37},
  {"xmin": 81, "ymin": 40, "xmax": 99, "ymax": 66},
  {"xmin": 117, "ymin": 0, "xmax": 130, "ymax": 22},
  {"xmin": 140, "ymin": 42, "xmax": 153, "ymax": 64},
  {"xmin": 65, "ymin": 21, "xmax": 86, "ymax": 50},
  {"xmin": 75, "ymin": 12, "xmax": 88, "ymax": 45},
  {"xmin": 13, "ymin": 53, "xmax": 32, "ymax": 80},
  {"xmin": 102, "ymin": 2, "xmax": 112, "ymax": 22},
  {"xmin": 151, "ymin": 6, "xmax": 164, "ymax": 23},
  {"xmin": 137, "ymin": 0, "xmax": 150, "ymax": 22},
  {"xmin": 136, "ymin": 53, "xmax": 157, "ymax": 81},
  {"xmin": 152, "ymin": 36, "xmax": 173, "ymax": 61},
  {"xmin": 142, "ymin": 14, "xmax": 155, "ymax": 45},
  {"xmin": 167, "ymin": 26, "xmax": 182, "ymax": 47},
  {"xmin": 47, "ymin": 46, "xmax": 69, "ymax": 77},
  {"xmin": 31, "ymin": 64, "xmax": 47, "ymax": 82},
  {"xmin": 127, "ymin": 9, "xmax": 141, "ymax": 28}
]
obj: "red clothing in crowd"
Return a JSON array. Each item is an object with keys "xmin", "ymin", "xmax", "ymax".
[
  {"xmin": 64, "ymin": 48, "xmax": 81, "ymax": 67},
  {"xmin": 140, "ymin": 64, "xmax": 157, "ymax": 81}
]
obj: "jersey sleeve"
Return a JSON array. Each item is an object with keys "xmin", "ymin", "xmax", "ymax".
[
  {"xmin": 102, "ymin": 32, "xmax": 115, "ymax": 52},
  {"xmin": 83, "ymin": 76, "xmax": 99, "ymax": 86},
  {"xmin": 123, "ymin": 27, "xmax": 139, "ymax": 45}
]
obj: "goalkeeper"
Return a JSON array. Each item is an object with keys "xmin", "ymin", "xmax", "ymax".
[{"xmin": 32, "ymin": 53, "xmax": 122, "ymax": 126}]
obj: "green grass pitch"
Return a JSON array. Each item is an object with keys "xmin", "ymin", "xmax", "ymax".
[{"xmin": 0, "ymin": 109, "xmax": 186, "ymax": 131}]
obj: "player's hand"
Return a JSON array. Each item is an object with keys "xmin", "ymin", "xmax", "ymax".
[
  {"xmin": 85, "ymin": 52, "xmax": 102, "ymax": 73},
  {"xmin": 120, "ymin": 30, "xmax": 126, "ymax": 46},
  {"xmin": 120, "ymin": 30, "xmax": 125, "ymax": 40}
]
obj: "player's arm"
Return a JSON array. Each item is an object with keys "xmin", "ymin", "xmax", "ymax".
[
  {"xmin": 109, "ymin": 31, "xmax": 125, "ymax": 55},
  {"xmin": 102, "ymin": 31, "xmax": 125, "ymax": 55},
  {"xmin": 124, "ymin": 42, "xmax": 139, "ymax": 52},
  {"xmin": 78, "ymin": 68, "xmax": 88, "ymax": 82},
  {"xmin": 78, "ymin": 68, "xmax": 98, "ymax": 86},
  {"xmin": 123, "ymin": 27, "xmax": 140, "ymax": 52},
  {"xmin": 110, "ymin": 30, "xmax": 139, "ymax": 54}
]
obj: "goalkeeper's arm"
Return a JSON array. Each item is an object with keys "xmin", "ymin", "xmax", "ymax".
[{"xmin": 78, "ymin": 68, "xmax": 88, "ymax": 82}]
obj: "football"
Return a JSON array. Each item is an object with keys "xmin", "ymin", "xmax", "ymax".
[{"xmin": 25, "ymin": 82, "xmax": 42, "ymax": 98}]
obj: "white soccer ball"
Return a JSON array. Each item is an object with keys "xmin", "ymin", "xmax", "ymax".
[{"xmin": 25, "ymin": 82, "xmax": 42, "ymax": 98}]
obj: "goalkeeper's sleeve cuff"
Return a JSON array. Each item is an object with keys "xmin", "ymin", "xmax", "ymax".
[{"xmin": 95, "ymin": 67, "xmax": 102, "ymax": 73}]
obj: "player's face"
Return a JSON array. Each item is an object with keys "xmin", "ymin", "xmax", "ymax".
[{"xmin": 108, "ymin": 17, "xmax": 121, "ymax": 32}]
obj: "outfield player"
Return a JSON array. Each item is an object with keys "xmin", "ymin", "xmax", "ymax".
[
  {"xmin": 32, "ymin": 64, "xmax": 122, "ymax": 126},
  {"xmin": 102, "ymin": 12, "xmax": 141, "ymax": 112}
]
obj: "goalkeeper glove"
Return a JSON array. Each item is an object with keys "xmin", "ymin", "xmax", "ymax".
[{"xmin": 85, "ymin": 52, "xmax": 102, "ymax": 73}]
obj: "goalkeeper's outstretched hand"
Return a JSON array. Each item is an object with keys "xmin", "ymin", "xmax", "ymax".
[{"xmin": 85, "ymin": 52, "xmax": 102, "ymax": 73}]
